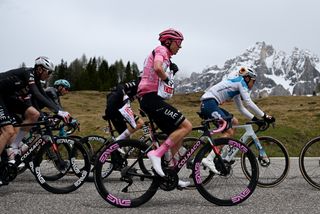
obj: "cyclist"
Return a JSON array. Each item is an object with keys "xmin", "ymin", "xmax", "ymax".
[
  {"xmin": 138, "ymin": 28, "xmax": 192, "ymax": 187},
  {"xmin": 44, "ymin": 79, "xmax": 71, "ymax": 109},
  {"xmin": 0, "ymin": 56, "xmax": 71, "ymax": 180},
  {"xmin": 200, "ymin": 67, "xmax": 275, "ymax": 173},
  {"xmin": 103, "ymin": 80, "xmax": 144, "ymax": 143}
]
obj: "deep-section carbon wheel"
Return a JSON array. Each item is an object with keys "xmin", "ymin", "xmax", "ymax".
[
  {"xmin": 193, "ymin": 137, "xmax": 258, "ymax": 206},
  {"xmin": 94, "ymin": 139, "xmax": 159, "ymax": 208}
]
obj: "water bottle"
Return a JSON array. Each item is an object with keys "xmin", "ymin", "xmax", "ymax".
[
  {"xmin": 18, "ymin": 142, "xmax": 29, "ymax": 155},
  {"xmin": 173, "ymin": 146, "xmax": 187, "ymax": 162}
]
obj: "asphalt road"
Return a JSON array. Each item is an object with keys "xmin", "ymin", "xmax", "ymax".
[{"xmin": 0, "ymin": 158, "xmax": 319, "ymax": 214}]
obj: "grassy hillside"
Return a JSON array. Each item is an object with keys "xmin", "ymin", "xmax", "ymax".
[{"xmin": 61, "ymin": 91, "xmax": 320, "ymax": 156}]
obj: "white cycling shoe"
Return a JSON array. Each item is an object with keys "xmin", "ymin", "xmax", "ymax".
[
  {"xmin": 178, "ymin": 180, "xmax": 190, "ymax": 188},
  {"xmin": 201, "ymin": 158, "xmax": 220, "ymax": 174},
  {"xmin": 147, "ymin": 151, "xmax": 165, "ymax": 177}
]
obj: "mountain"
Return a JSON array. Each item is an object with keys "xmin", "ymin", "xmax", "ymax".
[{"xmin": 175, "ymin": 42, "xmax": 320, "ymax": 96}]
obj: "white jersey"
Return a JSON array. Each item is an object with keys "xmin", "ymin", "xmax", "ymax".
[{"xmin": 201, "ymin": 76, "xmax": 264, "ymax": 119}]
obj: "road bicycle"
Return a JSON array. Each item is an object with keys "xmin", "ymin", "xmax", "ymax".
[
  {"xmin": 93, "ymin": 115, "xmax": 259, "ymax": 208},
  {"xmin": 299, "ymin": 136, "xmax": 320, "ymax": 189},
  {"xmin": 234, "ymin": 120, "xmax": 290, "ymax": 187},
  {"xmin": 0, "ymin": 115, "xmax": 90, "ymax": 194},
  {"xmin": 79, "ymin": 112, "xmax": 167, "ymax": 182}
]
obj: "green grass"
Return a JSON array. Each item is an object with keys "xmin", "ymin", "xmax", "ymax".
[{"xmin": 60, "ymin": 91, "xmax": 320, "ymax": 156}]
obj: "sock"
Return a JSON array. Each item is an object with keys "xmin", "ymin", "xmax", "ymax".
[
  {"xmin": 151, "ymin": 138, "xmax": 175, "ymax": 158},
  {"xmin": 11, "ymin": 130, "xmax": 28, "ymax": 149},
  {"xmin": 115, "ymin": 129, "xmax": 131, "ymax": 141}
]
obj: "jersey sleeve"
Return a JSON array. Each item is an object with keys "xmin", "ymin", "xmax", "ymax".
[
  {"xmin": 29, "ymin": 83, "xmax": 61, "ymax": 113},
  {"xmin": 238, "ymin": 84, "xmax": 264, "ymax": 117}
]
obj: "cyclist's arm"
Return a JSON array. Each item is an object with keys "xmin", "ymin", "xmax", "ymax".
[
  {"xmin": 154, "ymin": 60, "xmax": 168, "ymax": 81},
  {"xmin": 29, "ymin": 83, "xmax": 61, "ymax": 113},
  {"xmin": 153, "ymin": 48, "xmax": 170, "ymax": 81},
  {"xmin": 234, "ymin": 95, "xmax": 254, "ymax": 119},
  {"xmin": 239, "ymin": 87, "xmax": 264, "ymax": 117},
  {"xmin": 46, "ymin": 88, "xmax": 63, "ymax": 109}
]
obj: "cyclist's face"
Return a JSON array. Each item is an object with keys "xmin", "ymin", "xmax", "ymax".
[
  {"xmin": 170, "ymin": 40, "xmax": 182, "ymax": 55},
  {"xmin": 59, "ymin": 86, "xmax": 69, "ymax": 95},
  {"xmin": 247, "ymin": 78, "xmax": 255, "ymax": 90},
  {"xmin": 38, "ymin": 67, "xmax": 51, "ymax": 80}
]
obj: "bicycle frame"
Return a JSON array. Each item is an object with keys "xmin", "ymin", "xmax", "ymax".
[
  {"xmin": 174, "ymin": 119, "xmax": 228, "ymax": 172},
  {"xmin": 233, "ymin": 124, "xmax": 267, "ymax": 158},
  {"xmin": 14, "ymin": 120, "xmax": 56, "ymax": 169}
]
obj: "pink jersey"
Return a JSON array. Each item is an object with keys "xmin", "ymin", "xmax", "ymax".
[{"xmin": 138, "ymin": 45, "xmax": 172, "ymax": 97}]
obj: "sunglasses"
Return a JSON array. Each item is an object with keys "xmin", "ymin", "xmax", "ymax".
[
  {"xmin": 43, "ymin": 67, "xmax": 53, "ymax": 75},
  {"xmin": 174, "ymin": 40, "xmax": 182, "ymax": 48}
]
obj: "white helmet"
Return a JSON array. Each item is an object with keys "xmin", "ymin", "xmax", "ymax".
[
  {"xmin": 239, "ymin": 67, "xmax": 257, "ymax": 79},
  {"xmin": 35, "ymin": 56, "xmax": 54, "ymax": 71}
]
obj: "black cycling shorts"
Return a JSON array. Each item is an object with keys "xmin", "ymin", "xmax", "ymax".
[
  {"xmin": 0, "ymin": 95, "xmax": 32, "ymax": 127},
  {"xmin": 0, "ymin": 95, "xmax": 12, "ymax": 127},
  {"xmin": 139, "ymin": 92, "xmax": 185, "ymax": 135}
]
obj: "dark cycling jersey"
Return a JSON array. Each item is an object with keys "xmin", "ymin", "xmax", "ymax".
[
  {"xmin": 0, "ymin": 67, "xmax": 61, "ymax": 113},
  {"xmin": 106, "ymin": 80, "xmax": 139, "ymax": 113},
  {"xmin": 45, "ymin": 87, "xmax": 62, "ymax": 109},
  {"xmin": 104, "ymin": 80, "xmax": 139, "ymax": 133}
]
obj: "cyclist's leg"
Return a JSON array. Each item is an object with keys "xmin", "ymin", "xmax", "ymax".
[
  {"xmin": 11, "ymin": 106, "xmax": 39, "ymax": 147},
  {"xmin": 0, "ymin": 96, "xmax": 16, "ymax": 156},
  {"xmin": 5, "ymin": 98, "xmax": 39, "ymax": 163},
  {"xmin": 200, "ymin": 99, "xmax": 233, "ymax": 173},
  {"xmin": 0, "ymin": 97, "xmax": 15, "ymax": 186},
  {"xmin": 141, "ymin": 93, "xmax": 192, "ymax": 177}
]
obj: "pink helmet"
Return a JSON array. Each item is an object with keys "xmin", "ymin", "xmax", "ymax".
[{"xmin": 159, "ymin": 28, "xmax": 184, "ymax": 43}]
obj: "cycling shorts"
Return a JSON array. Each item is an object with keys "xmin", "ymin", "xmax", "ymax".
[
  {"xmin": 0, "ymin": 95, "xmax": 33, "ymax": 127},
  {"xmin": 139, "ymin": 92, "xmax": 185, "ymax": 135},
  {"xmin": 107, "ymin": 110, "xmax": 140, "ymax": 134},
  {"xmin": 0, "ymin": 95, "xmax": 12, "ymax": 127},
  {"xmin": 200, "ymin": 98, "xmax": 233, "ymax": 128}
]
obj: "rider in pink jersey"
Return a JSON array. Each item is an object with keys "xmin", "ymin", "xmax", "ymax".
[
  {"xmin": 138, "ymin": 46, "xmax": 172, "ymax": 97},
  {"xmin": 138, "ymin": 28, "xmax": 192, "ymax": 188}
]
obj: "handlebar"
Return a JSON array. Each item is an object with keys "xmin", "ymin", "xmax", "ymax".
[
  {"xmin": 246, "ymin": 119, "xmax": 274, "ymax": 133},
  {"xmin": 210, "ymin": 119, "xmax": 228, "ymax": 135}
]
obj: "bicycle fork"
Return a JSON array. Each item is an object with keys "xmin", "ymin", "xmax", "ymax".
[{"xmin": 240, "ymin": 128, "xmax": 270, "ymax": 166}]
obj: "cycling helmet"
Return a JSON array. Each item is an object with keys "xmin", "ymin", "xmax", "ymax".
[
  {"xmin": 35, "ymin": 56, "xmax": 54, "ymax": 71},
  {"xmin": 239, "ymin": 67, "xmax": 257, "ymax": 79},
  {"xmin": 124, "ymin": 80, "xmax": 139, "ymax": 100},
  {"xmin": 159, "ymin": 28, "xmax": 184, "ymax": 43},
  {"xmin": 54, "ymin": 79, "xmax": 71, "ymax": 89}
]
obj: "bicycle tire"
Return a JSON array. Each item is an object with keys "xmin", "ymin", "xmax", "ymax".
[
  {"xmin": 94, "ymin": 139, "xmax": 158, "ymax": 208},
  {"xmin": 193, "ymin": 137, "xmax": 258, "ymax": 206},
  {"xmin": 242, "ymin": 136, "xmax": 290, "ymax": 187},
  {"xmin": 79, "ymin": 135, "xmax": 111, "ymax": 182},
  {"xmin": 174, "ymin": 137, "xmax": 214, "ymax": 189},
  {"xmin": 299, "ymin": 136, "xmax": 320, "ymax": 189},
  {"xmin": 33, "ymin": 137, "xmax": 90, "ymax": 194},
  {"xmin": 41, "ymin": 142, "xmax": 72, "ymax": 181}
]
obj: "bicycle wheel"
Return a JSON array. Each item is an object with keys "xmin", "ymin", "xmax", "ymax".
[
  {"xmin": 242, "ymin": 136, "xmax": 290, "ymax": 187},
  {"xmin": 80, "ymin": 135, "xmax": 110, "ymax": 182},
  {"xmin": 299, "ymin": 136, "xmax": 320, "ymax": 189},
  {"xmin": 174, "ymin": 137, "xmax": 213, "ymax": 189},
  {"xmin": 33, "ymin": 137, "xmax": 90, "ymax": 194},
  {"xmin": 41, "ymin": 142, "xmax": 72, "ymax": 181},
  {"xmin": 94, "ymin": 139, "xmax": 159, "ymax": 208},
  {"xmin": 193, "ymin": 137, "xmax": 258, "ymax": 206}
]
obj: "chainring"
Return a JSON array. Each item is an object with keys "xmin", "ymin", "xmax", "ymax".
[{"xmin": 159, "ymin": 168, "xmax": 178, "ymax": 191}]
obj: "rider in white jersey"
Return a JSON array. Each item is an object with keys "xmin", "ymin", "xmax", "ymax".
[
  {"xmin": 201, "ymin": 69, "xmax": 264, "ymax": 119},
  {"xmin": 200, "ymin": 67, "xmax": 275, "ymax": 173}
]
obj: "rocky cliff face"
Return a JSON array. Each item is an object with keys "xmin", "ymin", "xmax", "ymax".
[{"xmin": 175, "ymin": 42, "xmax": 320, "ymax": 96}]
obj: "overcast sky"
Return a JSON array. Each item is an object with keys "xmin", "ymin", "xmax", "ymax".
[{"xmin": 1, "ymin": 0, "xmax": 319, "ymax": 77}]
